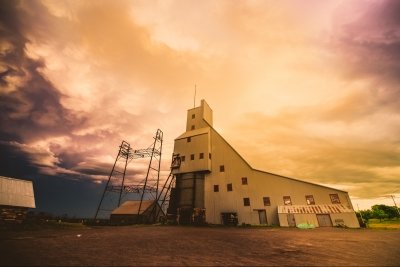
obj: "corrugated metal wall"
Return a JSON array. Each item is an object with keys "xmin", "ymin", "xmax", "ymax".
[{"xmin": 0, "ymin": 176, "xmax": 35, "ymax": 208}]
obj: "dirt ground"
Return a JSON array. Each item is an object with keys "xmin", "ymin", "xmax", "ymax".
[{"xmin": 0, "ymin": 225, "xmax": 399, "ymax": 266}]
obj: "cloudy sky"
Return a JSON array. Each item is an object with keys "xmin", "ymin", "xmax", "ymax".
[{"xmin": 1, "ymin": 0, "xmax": 399, "ymax": 216}]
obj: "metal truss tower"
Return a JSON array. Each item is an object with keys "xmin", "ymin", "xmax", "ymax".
[
  {"xmin": 150, "ymin": 153, "xmax": 180, "ymax": 222},
  {"xmin": 94, "ymin": 129, "xmax": 163, "ymax": 220},
  {"xmin": 136, "ymin": 129, "xmax": 163, "ymax": 222}
]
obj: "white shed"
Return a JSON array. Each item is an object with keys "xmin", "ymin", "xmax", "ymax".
[
  {"xmin": 278, "ymin": 204, "xmax": 359, "ymax": 228},
  {"xmin": 0, "ymin": 176, "xmax": 35, "ymax": 222}
]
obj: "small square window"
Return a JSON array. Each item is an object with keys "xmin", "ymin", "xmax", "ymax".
[
  {"xmin": 330, "ymin": 194, "xmax": 340, "ymax": 204},
  {"xmin": 199, "ymin": 153, "xmax": 204, "ymax": 159},
  {"xmin": 181, "ymin": 156, "xmax": 185, "ymax": 162},
  {"xmin": 305, "ymin": 195, "xmax": 315, "ymax": 205},
  {"xmin": 191, "ymin": 125, "xmax": 195, "ymax": 130},
  {"xmin": 214, "ymin": 185, "xmax": 219, "ymax": 192},
  {"xmin": 283, "ymin": 196, "xmax": 292, "ymax": 205},
  {"xmin": 187, "ymin": 137, "xmax": 191, "ymax": 142},
  {"xmin": 241, "ymin": 177, "xmax": 248, "ymax": 185},
  {"xmin": 220, "ymin": 165, "xmax": 225, "ymax": 172},
  {"xmin": 209, "ymin": 153, "xmax": 212, "ymax": 159},
  {"xmin": 190, "ymin": 154, "xmax": 195, "ymax": 160},
  {"xmin": 227, "ymin": 183, "xmax": 233, "ymax": 191},
  {"xmin": 192, "ymin": 114, "xmax": 195, "ymax": 119},
  {"xmin": 263, "ymin": 197, "xmax": 271, "ymax": 206},
  {"xmin": 243, "ymin": 198, "xmax": 250, "ymax": 206}
]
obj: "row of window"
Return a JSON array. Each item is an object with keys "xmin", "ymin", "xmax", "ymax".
[
  {"xmin": 214, "ymin": 193, "xmax": 341, "ymax": 206},
  {"xmin": 213, "ymin": 180, "xmax": 248, "ymax": 192},
  {"xmin": 241, "ymin": 197, "xmax": 267, "ymax": 207},
  {"xmin": 180, "ymin": 153, "xmax": 211, "ymax": 162}
]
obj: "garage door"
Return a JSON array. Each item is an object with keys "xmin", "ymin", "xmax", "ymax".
[{"xmin": 316, "ymin": 214, "xmax": 332, "ymax": 227}]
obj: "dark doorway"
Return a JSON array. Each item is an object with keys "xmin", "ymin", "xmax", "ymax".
[{"xmin": 221, "ymin": 212, "xmax": 238, "ymax": 226}]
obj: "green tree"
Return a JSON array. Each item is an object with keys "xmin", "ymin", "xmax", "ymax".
[
  {"xmin": 376, "ymin": 205, "xmax": 398, "ymax": 219},
  {"xmin": 371, "ymin": 205, "xmax": 388, "ymax": 222},
  {"xmin": 360, "ymin": 210, "xmax": 372, "ymax": 222}
]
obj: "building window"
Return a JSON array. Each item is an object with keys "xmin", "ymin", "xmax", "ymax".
[
  {"xmin": 220, "ymin": 165, "xmax": 225, "ymax": 172},
  {"xmin": 283, "ymin": 196, "xmax": 292, "ymax": 205},
  {"xmin": 241, "ymin": 177, "xmax": 248, "ymax": 185},
  {"xmin": 192, "ymin": 114, "xmax": 195, "ymax": 119},
  {"xmin": 227, "ymin": 183, "xmax": 233, "ymax": 191},
  {"xmin": 191, "ymin": 125, "xmax": 195, "ymax": 130},
  {"xmin": 209, "ymin": 153, "xmax": 212, "ymax": 159},
  {"xmin": 214, "ymin": 185, "xmax": 219, "ymax": 192},
  {"xmin": 190, "ymin": 154, "xmax": 195, "ymax": 160},
  {"xmin": 199, "ymin": 153, "xmax": 204, "ymax": 159},
  {"xmin": 243, "ymin": 198, "xmax": 250, "ymax": 206},
  {"xmin": 263, "ymin": 197, "xmax": 271, "ymax": 206},
  {"xmin": 187, "ymin": 137, "xmax": 191, "ymax": 142},
  {"xmin": 181, "ymin": 156, "xmax": 185, "ymax": 162},
  {"xmin": 330, "ymin": 194, "xmax": 340, "ymax": 204},
  {"xmin": 305, "ymin": 195, "xmax": 315, "ymax": 205}
]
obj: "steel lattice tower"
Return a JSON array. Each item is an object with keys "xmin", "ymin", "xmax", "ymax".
[
  {"xmin": 94, "ymin": 129, "xmax": 164, "ymax": 221},
  {"xmin": 94, "ymin": 141, "xmax": 132, "ymax": 220}
]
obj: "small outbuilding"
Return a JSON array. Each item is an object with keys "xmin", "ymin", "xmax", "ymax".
[
  {"xmin": 110, "ymin": 200, "xmax": 164, "ymax": 224},
  {"xmin": 278, "ymin": 204, "xmax": 359, "ymax": 228},
  {"xmin": 0, "ymin": 176, "xmax": 36, "ymax": 223}
]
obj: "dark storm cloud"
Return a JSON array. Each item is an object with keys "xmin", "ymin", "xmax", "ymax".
[
  {"xmin": 321, "ymin": 0, "xmax": 400, "ymax": 125},
  {"xmin": 333, "ymin": 0, "xmax": 400, "ymax": 80},
  {"xmin": 0, "ymin": 141, "xmax": 38, "ymax": 178},
  {"xmin": 0, "ymin": 58, "xmax": 86, "ymax": 141},
  {"xmin": 0, "ymin": 1, "xmax": 121, "ymax": 220},
  {"xmin": 0, "ymin": 1, "xmax": 86, "ymax": 142},
  {"xmin": 0, "ymin": 0, "xmax": 86, "ymax": 173}
]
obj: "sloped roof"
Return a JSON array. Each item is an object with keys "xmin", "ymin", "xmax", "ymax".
[
  {"xmin": 203, "ymin": 120, "xmax": 347, "ymax": 193},
  {"xmin": 111, "ymin": 200, "xmax": 155, "ymax": 215},
  {"xmin": 0, "ymin": 176, "xmax": 35, "ymax": 208},
  {"xmin": 278, "ymin": 204, "xmax": 354, "ymax": 214}
]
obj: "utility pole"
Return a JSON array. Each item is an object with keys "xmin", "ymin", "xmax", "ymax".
[{"xmin": 390, "ymin": 195, "xmax": 400, "ymax": 216}]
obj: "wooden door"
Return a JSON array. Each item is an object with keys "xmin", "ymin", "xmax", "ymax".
[
  {"xmin": 258, "ymin": 210, "xmax": 267, "ymax": 225},
  {"xmin": 287, "ymin": 213, "xmax": 296, "ymax": 227},
  {"xmin": 316, "ymin": 214, "xmax": 333, "ymax": 227}
]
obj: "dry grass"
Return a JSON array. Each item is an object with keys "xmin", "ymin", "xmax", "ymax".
[{"xmin": 367, "ymin": 219, "xmax": 400, "ymax": 229}]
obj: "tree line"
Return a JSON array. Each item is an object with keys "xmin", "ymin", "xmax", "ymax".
[{"xmin": 358, "ymin": 204, "xmax": 399, "ymax": 222}]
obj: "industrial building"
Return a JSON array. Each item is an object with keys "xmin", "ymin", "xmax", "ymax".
[
  {"xmin": 0, "ymin": 176, "xmax": 35, "ymax": 223},
  {"xmin": 169, "ymin": 100, "xmax": 360, "ymax": 228}
]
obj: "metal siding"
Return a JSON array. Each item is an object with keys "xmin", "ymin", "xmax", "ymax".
[
  {"xmin": 174, "ymin": 100, "xmax": 359, "ymax": 227},
  {"xmin": 173, "ymin": 131, "xmax": 211, "ymax": 174},
  {"xmin": 330, "ymin": 213, "xmax": 360, "ymax": 228},
  {"xmin": 278, "ymin": 204, "xmax": 354, "ymax": 214},
  {"xmin": 0, "ymin": 176, "xmax": 35, "ymax": 208}
]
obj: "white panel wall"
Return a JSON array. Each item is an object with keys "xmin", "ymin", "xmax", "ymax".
[{"xmin": 0, "ymin": 176, "xmax": 35, "ymax": 208}]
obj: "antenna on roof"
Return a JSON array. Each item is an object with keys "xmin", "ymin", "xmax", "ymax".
[{"xmin": 194, "ymin": 84, "xmax": 197, "ymax": 108}]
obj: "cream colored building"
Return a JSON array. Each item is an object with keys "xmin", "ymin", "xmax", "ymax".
[{"xmin": 169, "ymin": 100, "xmax": 359, "ymax": 228}]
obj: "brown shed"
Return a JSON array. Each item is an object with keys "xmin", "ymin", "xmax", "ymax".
[{"xmin": 110, "ymin": 200, "xmax": 164, "ymax": 224}]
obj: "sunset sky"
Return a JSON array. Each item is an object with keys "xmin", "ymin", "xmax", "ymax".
[{"xmin": 1, "ymin": 0, "xmax": 399, "ymax": 216}]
